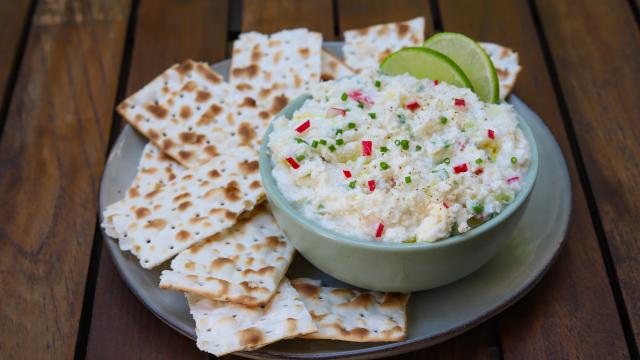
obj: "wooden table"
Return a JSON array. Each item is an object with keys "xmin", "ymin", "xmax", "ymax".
[{"xmin": 0, "ymin": 0, "xmax": 638, "ymax": 359}]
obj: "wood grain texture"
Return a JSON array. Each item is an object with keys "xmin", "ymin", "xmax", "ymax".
[
  {"xmin": 535, "ymin": 0, "xmax": 640, "ymax": 347},
  {"xmin": 0, "ymin": 0, "xmax": 131, "ymax": 358},
  {"xmin": 337, "ymin": 0, "xmax": 433, "ymax": 35},
  {"xmin": 85, "ymin": 1, "xmax": 230, "ymax": 359},
  {"xmin": 335, "ymin": 2, "xmax": 494, "ymax": 358},
  {"xmin": 242, "ymin": 0, "xmax": 335, "ymax": 40},
  {"xmin": 437, "ymin": 0, "xmax": 630, "ymax": 358},
  {"xmin": 0, "ymin": 0, "xmax": 32, "ymax": 112}
]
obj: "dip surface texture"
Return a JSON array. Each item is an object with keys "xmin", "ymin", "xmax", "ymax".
[{"xmin": 269, "ymin": 72, "xmax": 530, "ymax": 243}]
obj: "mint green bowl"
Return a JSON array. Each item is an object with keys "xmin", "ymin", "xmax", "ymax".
[{"xmin": 260, "ymin": 95, "xmax": 539, "ymax": 292}]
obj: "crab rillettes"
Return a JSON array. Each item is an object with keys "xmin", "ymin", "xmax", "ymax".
[{"xmin": 268, "ymin": 72, "xmax": 530, "ymax": 243}]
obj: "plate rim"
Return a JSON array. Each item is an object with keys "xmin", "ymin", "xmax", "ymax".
[{"xmin": 99, "ymin": 43, "xmax": 572, "ymax": 359}]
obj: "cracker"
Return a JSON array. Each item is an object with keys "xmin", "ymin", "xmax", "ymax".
[
  {"xmin": 187, "ymin": 278, "xmax": 317, "ymax": 356},
  {"xmin": 480, "ymin": 42, "xmax": 522, "ymax": 99},
  {"xmin": 230, "ymin": 29, "xmax": 322, "ymax": 115},
  {"xmin": 102, "ymin": 146, "xmax": 263, "ymax": 269},
  {"xmin": 159, "ymin": 204, "xmax": 294, "ymax": 307},
  {"xmin": 291, "ymin": 278, "xmax": 410, "ymax": 342},
  {"xmin": 343, "ymin": 17, "xmax": 425, "ymax": 73},
  {"xmin": 321, "ymin": 49, "xmax": 355, "ymax": 81},
  {"xmin": 117, "ymin": 60, "xmax": 270, "ymax": 168},
  {"xmin": 132, "ymin": 142, "xmax": 186, "ymax": 190}
]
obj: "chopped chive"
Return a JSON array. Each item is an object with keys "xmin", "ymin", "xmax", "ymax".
[
  {"xmin": 415, "ymin": 145, "xmax": 422, "ymax": 151},
  {"xmin": 348, "ymin": 122, "xmax": 356, "ymax": 129},
  {"xmin": 336, "ymin": 138, "xmax": 344, "ymax": 145},
  {"xmin": 394, "ymin": 139, "xmax": 401, "ymax": 146},
  {"xmin": 319, "ymin": 139, "xmax": 327, "ymax": 145},
  {"xmin": 380, "ymin": 162, "xmax": 390, "ymax": 170},
  {"xmin": 511, "ymin": 156, "xmax": 518, "ymax": 164},
  {"xmin": 348, "ymin": 181, "xmax": 357, "ymax": 189},
  {"xmin": 335, "ymin": 129, "xmax": 343, "ymax": 135},
  {"xmin": 400, "ymin": 139, "xmax": 409, "ymax": 150},
  {"xmin": 341, "ymin": 92, "xmax": 348, "ymax": 101},
  {"xmin": 440, "ymin": 116, "xmax": 448, "ymax": 124},
  {"xmin": 328, "ymin": 145, "xmax": 336, "ymax": 152},
  {"xmin": 475, "ymin": 158, "xmax": 483, "ymax": 164},
  {"xmin": 345, "ymin": 108, "xmax": 351, "ymax": 112},
  {"xmin": 295, "ymin": 154, "xmax": 305, "ymax": 162},
  {"xmin": 405, "ymin": 176, "xmax": 412, "ymax": 184},
  {"xmin": 375, "ymin": 80, "xmax": 381, "ymax": 88},
  {"xmin": 444, "ymin": 143, "xmax": 451, "ymax": 149},
  {"xmin": 311, "ymin": 140, "xmax": 319, "ymax": 148},
  {"xmin": 368, "ymin": 112, "xmax": 377, "ymax": 119},
  {"xmin": 443, "ymin": 157, "xmax": 451, "ymax": 164},
  {"xmin": 472, "ymin": 203, "xmax": 484, "ymax": 214},
  {"xmin": 380, "ymin": 146, "xmax": 389, "ymax": 153},
  {"xmin": 294, "ymin": 138, "xmax": 308, "ymax": 145},
  {"xmin": 357, "ymin": 102, "xmax": 364, "ymax": 109}
]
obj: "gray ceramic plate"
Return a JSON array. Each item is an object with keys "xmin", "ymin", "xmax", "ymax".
[{"xmin": 99, "ymin": 42, "xmax": 571, "ymax": 359}]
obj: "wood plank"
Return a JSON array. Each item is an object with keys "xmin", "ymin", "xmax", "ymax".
[
  {"xmin": 85, "ymin": 1, "xmax": 229, "ymax": 359},
  {"xmin": 437, "ymin": 0, "xmax": 630, "ymax": 358},
  {"xmin": 0, "ymin": 0, "xmax": 32, "ymax": 115},
  {"xmin": 0, "ymin": 0, "xmax": 131, "ymax": 358},
  {"xmin": 242, "ymin": 0, "xmax": 335, "ymax": 39},
  {"xmin": 535, "ymin": 0, "xmax": 640, "ymax": 348},
  {"xmin": 336, "ymin": 2, "xmax": 493, "ymax": 358},
  {"xmin": 337, "ymin": 0, "xmax": 433, "ymax": 34}
]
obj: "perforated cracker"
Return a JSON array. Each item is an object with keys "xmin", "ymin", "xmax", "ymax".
[
  {"xmin": 117, "ymin": 60, "xmax": 270, "ymax": 167},
  {"xmin": 102, "ymin": 146, "xmax": 263, "ymax": 269},
  {"xmin": 159, "ymin": 205, "xmax": 294, "ymax": 306},
  {"xmin": 480, "ymin": 42, "xmax": 521, "ymax": 99},
  {"xmin": 187, "ymin": 278, "xmax": 317, "ymax": 356},
  {"xmin": 291, "ymin": 278, "xmax": 410, "ymax": 342},
  {"xmin": 230, "ymin": 29, "xmax": 322, "ymax": 116},
  {"xmin": 343, "ymin": 17, "xmax": 425, "ymax": 73}
]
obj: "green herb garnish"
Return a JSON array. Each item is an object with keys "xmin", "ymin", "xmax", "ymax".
[
  {"xmin": 380, "ymin": 146, "xmax": 389, "ymax": 153},
  {"xmin": 341, "ymin": 92, "xmax": 348, "ymax": 101},
  {"xmin": 295, "ymin": 138, "xmax": 308, "ymax": 145},
  {"xmin": 443, "ymin": 157, "xmax": 451, "ymax": 164},
  {"xmin": 475, "ymin": 158, "xmax": 483, "ymax": 164},
  {"xmin": 295, "ymin": 154, "xmax": 305, "ymax": 162},
  {"xmin": 368, "ymin": 112, "xmax": 377, "ymax": 119},
  {"xmin": 440, "ymin": 116, "xmax": 448, "ymax": 124},
  {"xmin": 405, "ymin": 176, "xmax": 412, "ymax": 184},
  {"xmin": 511, "ymin": 156, "xmax": 518, "ymax": 164},
  {"xmin": 380, "ymin": 162, "xmax": 390, "ymax": 170},
  {"xmin": 472, "ymin": 203, "xmax": 484, "ymax": 214},
  {"xmin": 319, "ymin": 139, "xmax": 327, "ymax": 145},
  {"xmin": 375, "ymin": 80, "xmax": 381, "ymax": 89},
  {"xmin": 348, "ymin": 181, "xmax": 357, "ymax": 189},
  {"xmin": 415, "ymin": 145, "xmax": 423, "ymax": 151},
  {"xmin": 311, "ymin": 140, "xmax": 319, "ymax": 148},
  {"xmin": 399, "ymin": 139, "xmax": 409, "ymax": 150},
  {"xmin": 348, "ymin": 122, "xmax": 356, "ymax": 129},
  {"xmin": 328, "ymin": 145, "xmax": 336, "ymax": 152},
  {"xmin": 336, "ymin": 139, "xmax": 344, "ymax": 145}
]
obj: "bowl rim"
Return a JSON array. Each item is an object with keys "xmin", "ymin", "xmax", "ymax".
[{"xmin": 259, "ymin": 93, "xmax": 540, "ymax": 252}]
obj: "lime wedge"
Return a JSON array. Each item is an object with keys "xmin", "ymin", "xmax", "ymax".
[
  {"xmin": 380, "ymin": 47, "xmax": 473, "ymax": 90},
  {"xmin": 424, "ymin": 32, "xmax": 500, "ymax": 103}
]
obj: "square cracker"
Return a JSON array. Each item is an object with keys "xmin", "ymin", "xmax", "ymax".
[
  {"xmin": 480, "ymin": 42, "xmax": 521, "ymax": 99},
  {"xmin": 102, "ymin": 146, "xmax": 263, "ymax": 269},
  {"xmin": 321, "ymin": 49, "xmax": 355, "ymax": 81},
  {"xmin": 159, "ymin": 204, "xmax": 295, "ymax": 307},
  {"xmin": 291, "ymin": 278, "xmax": 410, "ymax": 342},
  {"xmin": 230, "ymin": 29, "xmax": 322, "ymax": 115},
  {"xmin": 102, "ymin": 143, "xmax": 185, "ymax": 240},
  {"xmin": 187, "ymin": 278, "xmax": 317, "ymax": 356},
  {"xmin": 117, "ymin": 59, "xmax": 271, "ymax": 168},
  {"xmin": 343, "ymin": 17, "xmax": 425, "ymax": 73}
]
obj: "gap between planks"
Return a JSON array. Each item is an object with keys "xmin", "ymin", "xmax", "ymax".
[
  {"xmin": 0, "ymin": 0, "xmax": 38, "ymax": 140},
  {"xmin": 527, "ymin": 0, "xmax": 640, "ymax": 357}
]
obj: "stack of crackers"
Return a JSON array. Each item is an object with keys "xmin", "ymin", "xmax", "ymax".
[{"xmin": 102, "ymin": 17, "xmax": 520, "ymax": 356}]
